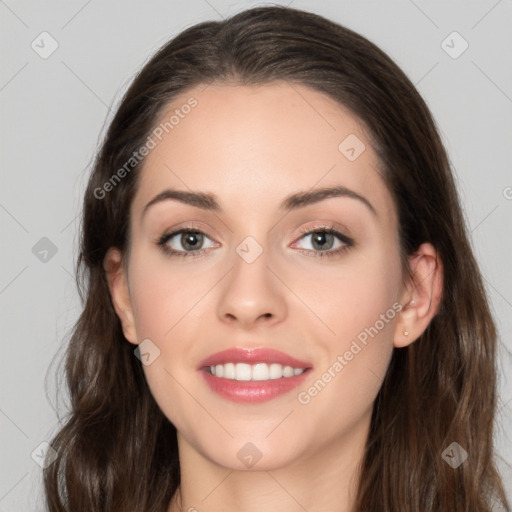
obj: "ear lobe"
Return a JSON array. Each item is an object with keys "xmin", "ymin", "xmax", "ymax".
[
  {"xmin": 394, "ymin": 243, "xmax": 443, "ymax": 348},
  {"xmin": 104, "ymin": 247, "xmax": 138, "ymax": 344}
]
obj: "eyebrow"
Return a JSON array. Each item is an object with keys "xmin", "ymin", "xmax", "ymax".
[{"xmin": 142, "ymin": 185, "xmax": 376, "ymax": 218}]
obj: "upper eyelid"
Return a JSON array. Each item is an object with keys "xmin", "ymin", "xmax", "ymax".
[
  {"xmin": 292, "ymin": 227, "xmax": 353, "ymax": 250},
  {"xmin": 158, "ymin": 226, "xmax": 217, "ymax": 245}
]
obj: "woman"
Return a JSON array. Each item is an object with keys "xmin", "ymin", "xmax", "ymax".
[{"xmin": 43, "ymin": 5, "xmax": 510, "ymax": 512}]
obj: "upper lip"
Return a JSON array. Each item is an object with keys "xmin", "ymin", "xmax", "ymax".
[{"xmin": 197, "ymin": 347, "xmax": 313, "ymax": 370}]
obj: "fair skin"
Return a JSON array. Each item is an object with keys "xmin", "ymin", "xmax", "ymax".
[{"xmin": 104, "ymin": 81, "xmax": 442, "ymax": 512}]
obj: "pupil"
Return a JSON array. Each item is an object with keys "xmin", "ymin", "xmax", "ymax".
[
  {"xmin": 312, "ymin": 232, "xmax": 333, "ymax": 250},
  {"xmin": 183, "ymin": 232, "xmax": 202, "ymax": 249}
]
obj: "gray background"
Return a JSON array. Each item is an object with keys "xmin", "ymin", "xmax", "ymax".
[{"xmin": 1, "ymin": 0, "xmax": 511, "ymax": 509}]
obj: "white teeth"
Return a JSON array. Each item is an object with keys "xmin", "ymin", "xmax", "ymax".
[
  {"xmin": 207, "ymin": 362, "xmax": 306, "ymax": 381},
  {"xmin": 283, "ymin": 365, "xmax": 294, "ymax": 377},
  {"xmin": 269, "ymin": 363, "xmax": 283, "ymax": 379},
  {"xmin": 235, "ymin": 363, "xmax": 252, "ymax": 381},
  {"xmin": 224, "ymin": 362, "xmax": 235, "ymax": 379},
  {"xmin": 252, "ymin": 363, "xmax": 269, "ymax": 381}
]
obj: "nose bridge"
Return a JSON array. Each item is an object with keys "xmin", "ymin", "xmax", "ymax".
[{"xmin": 216, "ymin": 232, "xmax": 287, "ymax": 326}]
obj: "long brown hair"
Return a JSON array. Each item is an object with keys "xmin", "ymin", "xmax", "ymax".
[{"xmin": 43, "ymin": 6, "xmax": 510, "ymax": 511}]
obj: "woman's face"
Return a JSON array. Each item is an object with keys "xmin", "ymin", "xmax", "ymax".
[{"xmin": 109, "ymin": 81, "xmax": 410, "ymax": 471}]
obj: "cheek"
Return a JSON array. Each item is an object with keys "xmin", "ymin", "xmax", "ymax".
[
  {"xmin": 296, "ymin": 286, "xmax": 399, "ymax": 445},
  {"xmin": 300, "ymin": 247, "xmax": 401, "ymax": 412},
  {"xmin": 127, "ymin": 249, "xmax": 207, "ymax": 341},
  {"xmin": 126, "ymin": 251, "xmax": 204, "ymax": 432},
  {"xmin": 311, "ymin": 245, "xmax": 402, "ymax": 349}
]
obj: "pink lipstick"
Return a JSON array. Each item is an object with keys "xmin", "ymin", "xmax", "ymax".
[{"xmin": 198, "ymin": 347, "xmax": 312, "ymax": 403}]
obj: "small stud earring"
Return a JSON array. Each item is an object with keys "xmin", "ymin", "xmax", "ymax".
[{"xmin": 403, "ymin": 330, "xmax": 409, "ymax": 336}]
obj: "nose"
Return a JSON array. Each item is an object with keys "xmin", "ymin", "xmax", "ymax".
[{"xmin": 216, "ymin": 243, "xmax": 287, "ymax": 330}]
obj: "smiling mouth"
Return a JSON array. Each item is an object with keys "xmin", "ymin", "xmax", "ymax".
[{"xmin": 204, "ymin": 362, "xmax": 308, "ymax": 381}]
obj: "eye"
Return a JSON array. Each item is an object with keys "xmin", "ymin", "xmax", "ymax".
[
  {"xmin": 157, "ymin": 227, "xmax": 217, "ymax": 258},
  {"xmin": 292, "ymin": 226, "xmax": 354, "ymax": 258},
  {"xmin": 156, "ymin": 224, "xmax": 354, "ymax": 259}
]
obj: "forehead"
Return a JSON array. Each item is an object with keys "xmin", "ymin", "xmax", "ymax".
[{"xmin": 132, "ymin": 81, "xmax": 396, "ymax": 225}]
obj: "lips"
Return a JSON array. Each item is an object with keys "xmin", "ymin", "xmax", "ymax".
[
  {"xmin": 197, "ymin": 347, "xmax": 312, "ymax": 370},
  {"xmin": 197, "ymin": 347, "xmax": 313, "ymax": 403}
]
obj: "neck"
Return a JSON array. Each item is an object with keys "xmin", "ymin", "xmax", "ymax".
[{"xmin": 168, "ymin": 413, "xmax": 370, "ymax": 512}]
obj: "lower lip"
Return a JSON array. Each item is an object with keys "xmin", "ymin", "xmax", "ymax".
[{"xmin": 200, "ymin": 368, "xmax": 310, "ymax": 403}]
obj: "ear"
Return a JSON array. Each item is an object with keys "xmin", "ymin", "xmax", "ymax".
[
  {"xmin": 394, "ymin": 242, "xmax": 443, "ymax": 348},
  {"xmin": 103, "ymin": 247, "xmax": 138, "ymax": 345}
]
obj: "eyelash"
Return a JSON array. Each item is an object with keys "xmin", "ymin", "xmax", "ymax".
[
  {"xmin": 296, "ymin": 226, "xmax": 354, "ymax": 258},
  {"xmin": 156, "ymin": 224, "xmax": 354, "ymax": 259}
]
